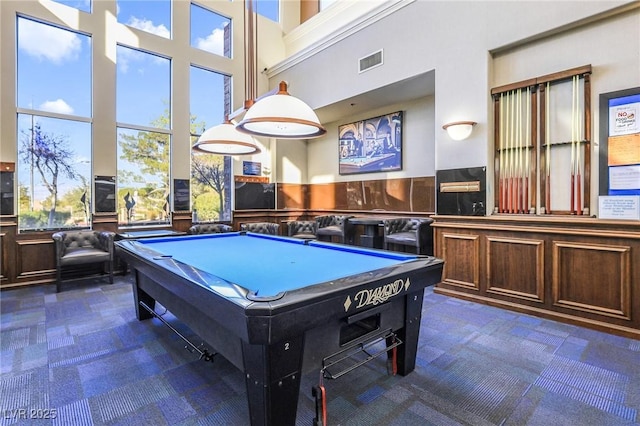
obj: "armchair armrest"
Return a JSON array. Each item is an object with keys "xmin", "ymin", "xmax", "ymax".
[
  {"xmin": 52, "ymin": 231, "xmax": 68, "ymax": 259},
  {"xmin": 97, "ymin": 231, "xmax": 116, "ymax": 257}
]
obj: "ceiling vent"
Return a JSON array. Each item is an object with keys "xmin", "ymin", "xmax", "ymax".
[{"xmin": 358, "ymin": 49, "xmax": 383, "ymax": 73}]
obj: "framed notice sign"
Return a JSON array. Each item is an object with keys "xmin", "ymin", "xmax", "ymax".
[
  {"xmin": 243, "ymin": 161, "xmax": 261, "ymax": 176},
  {"xmin": 599, "ymin": 87, "xmax": 640, "ymax": 197}
]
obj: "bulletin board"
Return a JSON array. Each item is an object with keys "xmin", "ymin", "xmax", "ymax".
[{"xmin": 598, "ymin": 87, "xmax": 640, "ymax": 196}]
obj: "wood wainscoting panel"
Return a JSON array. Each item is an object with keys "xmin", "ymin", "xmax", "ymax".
[
  {"xmin": 277, "ymin": 183, "xmax": 307, "ymax": 210},
  {"xmin": 171, "ymin": 210, "xmax": 193, "ymax": 233},
  {"xmin": 92, "ymin": 213, "xmax": 118, "ymax": 233},
  {"xmin": 0, "ymin": 231, "xmax": 7, "ymax": 284},
  {"xmin": 552, "ymin": 241, "xmax": 631, "ymax": 320},
  {"xmin": 305, "ymin": 177, "xmax": 435, "ymax": 212},
  {"xmin": 441, "ymin": 233, "xmax": 480, "ymax": 290},
  {"xmin": 432, "ymin": 215, "xmax": 640, "ymax": 339},
  {"xmin": 487, "ymin": 237, "xmax": 544, "ymax": 303},
  {"xmin": 15, "ymin": 239, "xmax": 56, "ymax": 282},
  {"xmin": 0, "ymin": 217, "xmax": 17, "ymax": 287}
]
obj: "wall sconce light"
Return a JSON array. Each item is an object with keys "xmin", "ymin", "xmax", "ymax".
[{"xmin": 442, "ymin": 121, "xmax": 477, "ymax": 141}]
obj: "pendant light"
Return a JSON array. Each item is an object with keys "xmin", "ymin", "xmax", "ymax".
[
  {"xmin": 236, "ymin": 80, "xmax": 327, "ymax": 139},
  {"xmin": 191, "ymin": 0, "xmax": 262, "ymax": 156},
  {"xmin": 192, "ymin": 115, "xmax": 261, "ymax": 155},
  {"xmin": 235, "ymin": 0, "xmax": 326, "ymax": 139}
]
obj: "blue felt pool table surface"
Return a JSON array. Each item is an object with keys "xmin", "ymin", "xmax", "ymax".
[{"xmin": 133, "ymin": 232, "xmax": 418, "ymax": 297}]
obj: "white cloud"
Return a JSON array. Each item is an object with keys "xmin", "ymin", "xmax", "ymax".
[
  {"xmin": 18, "ymin": 18, "xmax": 81, "ymax": 64},
  {"xmin": 117, "ymin": 46, "xmax": 144, "ymax": 74},
  {"xmin": 117, "ymin": 45, "xmax": 167, "ymax": 74},
  {"xmin": 39, "ymin": 99, "xmax": 74, "ymax": 115},
  {"xmin": 127, "ymin": 17, "xmax": 170, "ymax": 39},
  {"xmin": 195, "ymin": 28, "xmax": 225, "ymax": 56}
]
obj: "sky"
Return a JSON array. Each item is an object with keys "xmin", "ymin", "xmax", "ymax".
[
  {"xmin": 16, "ymin": 0, "xmax": 278, "ymax": 204},
  {"xmin": 18, "ymin": 0, "xmax": 279, "ymax": 131}
]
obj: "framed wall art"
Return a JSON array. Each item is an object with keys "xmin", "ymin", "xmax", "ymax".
[{"xmin": 339, "ymin": 111, "xmax": 403, "ymax": 175}]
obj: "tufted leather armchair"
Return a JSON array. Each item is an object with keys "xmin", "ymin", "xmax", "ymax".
[
  {"xmin": 241, "ymin": 222, "xmax": 280, "ymax": 235},
  {"xmin": 52, "ymin": 230, "xmax": 115, "ymax": 292},
  {"xmin": 383, "ymin": 218, "xmax": 434, "ymax": 255},
  {"xmin": 287, "ymin": 220, "xmax": 317, "ymax": 240},
  {"xmin": 188, "ymin": 223, "xmax": 233, "ymax": 234},
  {"xmin": 315, "ymin": 215, "xmax": 355, "ymax": 244}
]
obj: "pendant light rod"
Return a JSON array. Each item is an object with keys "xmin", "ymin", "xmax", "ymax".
[
  {"xmin": 233, "ymin": 0, "xmax": 327, "ymax": 139},
  {"xmin": 244, "ymin": 0, "xmax": 257, "ymax": 110}
]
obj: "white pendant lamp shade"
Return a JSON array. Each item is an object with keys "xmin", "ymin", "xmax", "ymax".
[
  {"xmin": 192, "ymin": 118, "xmax": 261, "ymax": 155},
  {"xmin": 236, "ymin": 81, "xmax": 326, "ymax": 139}
]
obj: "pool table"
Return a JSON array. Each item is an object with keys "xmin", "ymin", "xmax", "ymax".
[{"xmin": 115, "ymin": 232, "xmax": 444, "ymax": 426}]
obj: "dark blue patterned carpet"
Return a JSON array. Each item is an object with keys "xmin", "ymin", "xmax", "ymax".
[{"xmin": 1, "ymin": 275, "xmax": 638, "ymax": 425}]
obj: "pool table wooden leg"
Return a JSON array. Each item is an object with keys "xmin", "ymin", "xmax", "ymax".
[
  {"xmin": 392, "ymin": 288, "xmax": 425, "ymax": 375},
  {"xmin": 242, "ymin": 335, "xmax": 305, "ymax": 426}
]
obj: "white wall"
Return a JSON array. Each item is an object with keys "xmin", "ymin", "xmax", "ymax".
[
  {"xmin": 307, "ymin": 96, "xmax": 435, "ymax": 184},
  {"xmin": 275, "ymin": 139, "xmax": 308, "ymax": 183},
  {"xmin": 2, "ymin": 1, "xmax": 638, "ymax": 215},
  {"xmin": 270, "ymin": 1, "xmax": 640, "ymax": 214}
]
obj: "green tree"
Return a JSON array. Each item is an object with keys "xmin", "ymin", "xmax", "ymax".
[
  {"xmin": 18, "ymin": 184, "xmax": 30, "ymax": 213},
  {"xmin": 18, "ymin": 123, "xmax": 78, "ymax": 227},
  {"xmin": 192, "ymin": 191, "xmax": 221, "ymax": 220},
  {"xmin": 117, "ymin": 108, "xmax": 171, "ymax": 223},
  {"xmin": 192, "ymin": 154, "xmax": 226, "ymax": 220},
  {"xmin": 117, "ymin": 107, "xmax": 231, "ymax": 223},
  {"xmin": 59, "ymin": 185, "xmax": 90, "ymax": 226},
  {"xmin": 188, "ymin": 114, "xmax": 232, "ymax": 222}
]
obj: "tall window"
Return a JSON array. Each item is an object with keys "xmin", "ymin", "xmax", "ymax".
[
  {"xmin": 190, "ymin": 66, "xmax": 232, "ymax": 222},
  {"xmin": 116, "ymin": 45, "xmax": 171, "ymax": 226},
  {"xmin": 256, "ymin": 0, "xmax": 279, "ymax": 22},
  {"xmin": 10, "ymin": 1, "xmax": 236, "ymax": 231},
  {"xmin": 117, "ymin": 0, "xmax": 171, "ymax": 39},
  {"xmin": 16, "ymin": 17, "xmax": 92, "ymax": 231},
  {"xmin": 51, "ymin": 0, "xmax": 92, "ymax": 14},
  {"xmin": 190, "ymin": 3, "xmax": 231, "ymax": 57}
]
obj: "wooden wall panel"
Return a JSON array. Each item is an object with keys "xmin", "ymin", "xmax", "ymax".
[
  {"xmin": 0, "ymin": 231, "xmax": 7, "ymax": 283},
  {"xmin": 303, "ymin": 176, "xmax": 435, "ymax": 213},
  {"xmin": 432, "ymin": 215, "xmax": 640, "ymax": 339},
  {"xmin": 92, "ymin": 213, "xmax": 118, "ymax": 233},
  {"xmin": 0, "ymin": 216, "xmax": 17, "ymax": 286},
  {"xmin": 277, "ymin": 183, "xmax": 307, "ymax": 210},
  {"xmin": 300, "ymin": 0, "xmax": 319, "ymax": 24},
  {"xmin": 487, "ymin": 237, "xmax": 544, "ymax": 303},
  {"xmin": 552, "ymin": 241, "xmax": 631, "ymax": 319},
  {"xmin": 15, "ymin": 239, "xmax": 55, "ymax": 281},
  {"xmin": 441, "ymin": 233, "xmax": 480, "ymax": 290},
  {"xmin": 171, "ymin": 211, "xmax": 193, "ymax": 234},
  {"xmin": 310, "ymin": 182, "xmax": 349, "ymax": 210}
]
